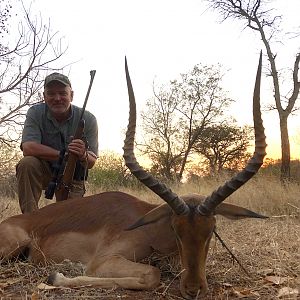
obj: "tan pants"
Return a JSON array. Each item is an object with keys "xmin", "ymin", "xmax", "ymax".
[{"xmin": 16, "ymin": 156, "xmax": 85, "ymax": 213}]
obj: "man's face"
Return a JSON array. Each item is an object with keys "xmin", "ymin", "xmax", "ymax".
[{"xmin": 43, "ymin": 81, "xmax": 74, "ymax": 118}]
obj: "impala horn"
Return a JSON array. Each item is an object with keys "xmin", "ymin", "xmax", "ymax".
[
  {"xmin": 123, "ymin": 57, "xmax": 189, "ymax": 215},
  {"xmin": 197, "ymin": 51, "xmax": 267, "ymax": 216}
]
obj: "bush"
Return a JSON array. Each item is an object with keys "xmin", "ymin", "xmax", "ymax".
[
  {"xmin": 0, "ymin": 142, "xmax": 21, "ymax": 198},
  {"xmin": 88, "ymin": 151, "xmax": 143, "ymax": 190},
  {"xmin": 0, "ymin": 175, "xmax": 17, "ymax": 198}
]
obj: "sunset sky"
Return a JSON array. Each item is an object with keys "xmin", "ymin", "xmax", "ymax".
[{"xmin": 22, "ymin": 0, "xmax": 300, "ymax": 159}]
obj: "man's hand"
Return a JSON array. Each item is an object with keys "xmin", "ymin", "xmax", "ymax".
[
  {"xmin": 68, "ymin": 138, "xmax": 97, "ymax": 169},
  {"xmin": 68, "ymin": 138, "xmax": 86, "ymax": 160}
]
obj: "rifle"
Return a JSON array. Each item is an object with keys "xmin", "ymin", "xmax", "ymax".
[{"xmin": 45, "ymin": 70, "xmax": 96, "ymax": 201}]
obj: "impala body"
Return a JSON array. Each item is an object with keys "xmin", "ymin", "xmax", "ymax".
[{"xmin": 0, "ymin": 54, "xmax": 267, "ymax": 299}]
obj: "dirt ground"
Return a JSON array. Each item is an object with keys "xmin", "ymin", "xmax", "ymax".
[{"xmin": 0, "ymin": 215, "xmax": 299, "ymax": 300}]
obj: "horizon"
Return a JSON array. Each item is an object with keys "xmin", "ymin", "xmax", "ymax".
[{"xmin": 9, "ymin": 0, "xmax": 300, "ymax": 160}]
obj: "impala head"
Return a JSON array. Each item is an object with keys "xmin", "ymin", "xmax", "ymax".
[{"xmin": 123, "ymin": 53, "xmax": 267, "ymax": 299}]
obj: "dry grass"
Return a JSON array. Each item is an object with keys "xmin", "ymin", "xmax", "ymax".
[{"xmin": 0, "ymin": 176, "xmax": 299, "ymax": 299}]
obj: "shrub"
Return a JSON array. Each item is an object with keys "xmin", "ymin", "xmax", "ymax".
[{"xmin": 88, "ymin": 151, "xmax": 143, "ymax": 190}]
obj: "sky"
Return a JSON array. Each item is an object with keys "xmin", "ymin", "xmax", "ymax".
[{"xmin": 19, "ymin": 0, "xmax": 300, "ymax": 159}]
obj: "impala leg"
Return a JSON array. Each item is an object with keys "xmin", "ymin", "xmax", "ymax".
[
  {"xmin": 0, "ymin": 222, "xmax": 31, "ymax": 260},
  {"xmin": 48, "ymin": 254, "xmax": 161, "ymax": 290}
]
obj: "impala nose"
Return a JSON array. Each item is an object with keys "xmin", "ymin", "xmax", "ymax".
[
  {"xmin": 186, "ymin": 289, "xmax": 199, "ymax": 299},
  {"xmin": 182, "ymin": 284, "xmax": 201, "ymax": 299}
]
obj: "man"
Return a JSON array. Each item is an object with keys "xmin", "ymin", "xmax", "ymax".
[{"xmin": 16, "ymin": 72, "xmax": 98, "ymax": 213}]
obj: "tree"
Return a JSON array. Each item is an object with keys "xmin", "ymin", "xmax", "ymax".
[
  {"xmin": 193, "ymin": 120, "xmax": 252, "ymax": 175},
  {"xmin": 140, "ymin": 63, "xmax": 233, "ymax": 181},
  {"xmin": 205, "ymin": 0, "xmax": 300, "ymax": 181},
  {"xmin": 0, "ymin": 1, "xmax": 67, "ymax": 146}
]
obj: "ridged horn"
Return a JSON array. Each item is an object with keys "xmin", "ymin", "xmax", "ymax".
[
  {"xmin": 197, "ymin": 51, "xmax": 267, "ymax": 215},
  {"xmin": 123, "ymin": 57, "xmax": 189, "ymax": 215}
]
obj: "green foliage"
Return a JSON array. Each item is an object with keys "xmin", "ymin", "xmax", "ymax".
[{"xmin": 88, "ymin": 151, "xmax": 143, "ymax": 190}]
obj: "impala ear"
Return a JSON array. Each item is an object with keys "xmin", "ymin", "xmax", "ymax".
[
  {"xmin": 214, "ymin": 203, "xmax": 268, "ymax": 220},
  {"xmin": 125, "ymin": 204, "xmax": 172, "ymax": 230}
]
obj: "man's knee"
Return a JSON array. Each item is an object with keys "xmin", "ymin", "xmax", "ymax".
[
  {"xmin": 16, "ymin": 156, "xmax": 51, "ymax": 189},
  {"xmin": 16, "ymin": 156, "xmax": 42, "ymax": 173}
]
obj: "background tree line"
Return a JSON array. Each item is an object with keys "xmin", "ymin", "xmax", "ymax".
[
  {"xmin": 138, "ymin": 63, "xmax": 253, "ymax": 181},
  {"xmin": 0, "ymin": 0, "xmax": 299, "ymax": 196}
]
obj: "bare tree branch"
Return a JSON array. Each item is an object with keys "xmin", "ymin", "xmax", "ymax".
[
  {"xmin": 140, "ymin": 63, "xmax": 233, "ymax": 181},
  {"xmin": 205, "ymin": 0, "xmax": 300, "ymax": 181},
  {"xmin": 0, "ymin": 1, "xmax": 68, "ymax": 145}
]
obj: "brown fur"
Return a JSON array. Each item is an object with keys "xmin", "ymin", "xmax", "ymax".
[{"xmin": 0, "ymin": 190, "xmax": 265, "ymax": 300}]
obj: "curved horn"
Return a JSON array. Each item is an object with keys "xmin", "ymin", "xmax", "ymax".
[
  {"xmin": 123, "ymin": 57, "xmax": 189, "ymax": 215},
  {"xmin": 197, "ymin": 52, "xmax": 267, "ymax": 215}
]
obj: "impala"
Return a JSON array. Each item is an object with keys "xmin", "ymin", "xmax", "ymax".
[{"xmin": 0, "ymin": 53, "xmax": 267, "ymax": 299}]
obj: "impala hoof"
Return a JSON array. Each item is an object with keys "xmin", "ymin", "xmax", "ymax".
[{"xmin": 46, "ymin": 272, "xmax": 65, "ymax": 286}]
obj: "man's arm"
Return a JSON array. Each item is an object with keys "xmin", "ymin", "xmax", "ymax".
[
  {"xmin": 22, "ymin": 141, "xmax": 60, "ymax": 161},
  {"xmin": 82, "ymin": 112, "xmax": 99, "ymax": 169},
  {"xmin": 23, "ymin": 140, "xmax": 97, "ymax": 169}
]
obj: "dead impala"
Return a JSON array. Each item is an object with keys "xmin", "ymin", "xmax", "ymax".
[{"xmin": 0, "ymin": 53, "xmax": 267, "ymax": 299}]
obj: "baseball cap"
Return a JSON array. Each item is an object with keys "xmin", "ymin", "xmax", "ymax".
[{"xmin": 44, "ymin": 72, "xmax": 72, "ymax": 88}]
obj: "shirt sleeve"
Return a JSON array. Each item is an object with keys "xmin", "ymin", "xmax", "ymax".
[
  {"xmin": 21, "ymin": 107, "xmax": 42, "ymax": 145},
  {"xmin": 85, "ymin": 112, "xmax": 99, "ymax": 156}
]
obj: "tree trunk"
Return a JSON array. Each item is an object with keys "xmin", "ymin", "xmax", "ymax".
[{"xmin": 279, "ymin": 116, "xmax": 291, "ymax": 181}]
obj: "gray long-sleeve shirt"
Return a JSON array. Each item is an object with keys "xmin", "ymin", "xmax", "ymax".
[{"xmin": 21, "ymin": 103, "xmax": 99, "ymax": 180}]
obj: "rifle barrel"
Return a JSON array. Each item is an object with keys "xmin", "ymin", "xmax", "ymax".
[{"xmin": 80, "ymin": 70, "xmax": 96, "ymax": 120}]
